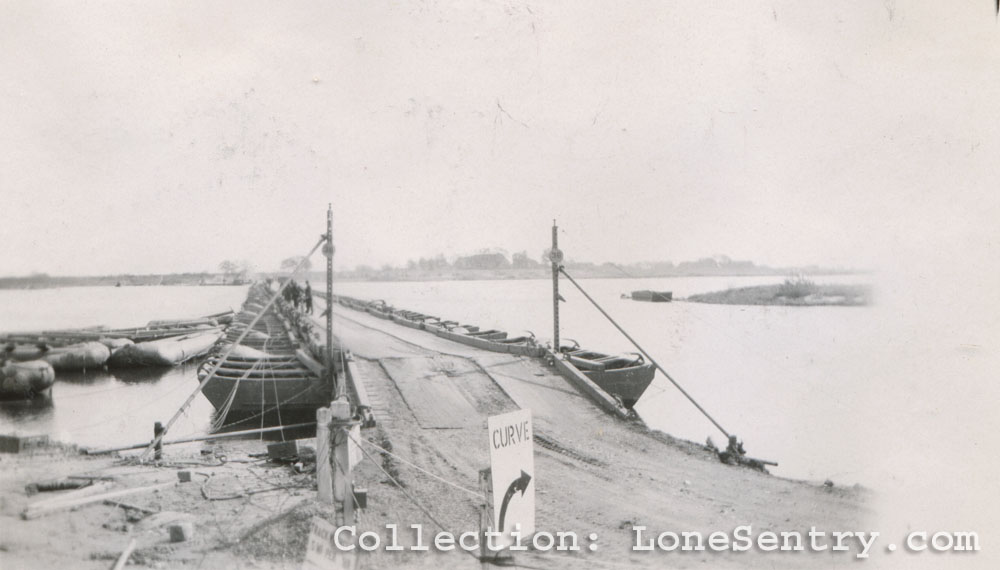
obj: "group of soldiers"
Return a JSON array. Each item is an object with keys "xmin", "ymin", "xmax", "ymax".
[{"xmin": 282, "ymin": 280, "xmax": 313, "ymax": 314}]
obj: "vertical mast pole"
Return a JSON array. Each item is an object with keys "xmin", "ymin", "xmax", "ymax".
[
  {"xmin": 550, "ymin": 220, "xmax": 562, "ymax": 351},
  {"xmin": 324, "ymin": 204, "xmax": 336, "ymax": 395}
]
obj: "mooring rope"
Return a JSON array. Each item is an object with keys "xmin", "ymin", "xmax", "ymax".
[
  {"xmin": 269, "ymin": 335, "xmax": 285, "ymax": 441},
  {"xmin": 353, "ymin": 435, "xmax": 482, "ymax": 499},
  {"xmin": 139, "ymin": 235, "xmax": 327, "ymax": 461},
  {"xmin": 348, "ymin": 434, "xmax": 572, "ymax": 570},
  {"xmin": 559, "ymin": 267, "xmax": 732, "ymax": 439},
  {"xmin": 345, "ymin": 431, "xmax": 497, "ymax": 567},
  {"xmin": 211, "ymin": 358, "xmax": 264, "ymax": 431},
  {"xmin": 213, "ymin": 384, "xmax": 318, "ymax": 432},
  {"xmin": 348, "ymin": 431, "xmax": 465, "ymax": 532},
  {"xmin": 260, "ymin": 324, "xmax": 273, "ymax": 437}
]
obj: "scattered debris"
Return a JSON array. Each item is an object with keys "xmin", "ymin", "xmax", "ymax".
[
  {"xmin": 22, "ymin": 481, "xmax": 174, "ymax": 520},
  {"xmin": 716, "ymin": 435, "xmax": 773, "ymax": 473},
  {"xmin": 534, "ymin": 432, "xmax": 607, "ymax": 466},
  {"xmin": 0, "ymin": 434, "xmax": 50, "ymax": 454},
  {"xmin": 137, "ymin": 511, "xmax": 195, "ymax": 532},
  {"xmin": 375, "ymin": 430, "xmax": 403, "ymax": 486},
  {"xmin": 353, "ymin": 487, "xmax": 368, "ymax": 509},
  {"xmin": 266, "ymin": 439, "xmax": 316, "ymax": 464},
  {"xmin": 21, "ymin": 481, "xmax": 115, "ymax": 519},
  {"xmin": 169, "ymin": 522, "xmax": 195, "ymax": 543},
  {"xmin": 267, "ymin": 440, "xmax": 300, "ymax": 462},
  {"xmin": 104, "ymin": 499, "xmax": 159, "ymax": 516},
  {"xmin": 111, "ymin": 538, "xmax": 137, "ymax": 570},
  {"xmin": 25, "ymin": 478, "xmax": 93, "ymax": 495}
]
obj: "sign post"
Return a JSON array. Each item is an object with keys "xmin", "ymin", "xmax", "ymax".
[
  {"xmin": 487, "ymin": 409, "xmax": 535, "ymax": 547},
  {"xmin": 302, "ymin": 516, "xmax": 357, "ymax": 570}
]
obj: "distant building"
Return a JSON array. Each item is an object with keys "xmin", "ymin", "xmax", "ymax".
[
  {"xmin": 453, "ymin": 252, "xmax": 510, "ymax": 270},
  {"xmin": 511, "ymin": 251, "xmax": 540, "ymax": 269}
]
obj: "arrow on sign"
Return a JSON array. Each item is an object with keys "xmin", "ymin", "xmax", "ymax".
[{"xmin": 497, "ymin": 470, "xmax": 532, "ymax": 531}]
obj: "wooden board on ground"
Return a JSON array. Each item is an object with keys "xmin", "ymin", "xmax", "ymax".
[{"xmin": 379, "ymin": 358, "xmax": 480, "ymax": 429}]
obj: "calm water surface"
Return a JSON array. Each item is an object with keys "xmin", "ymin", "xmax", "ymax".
[
  {"xmin": 1, "ymin": 276, "xmax": 905, "ymax": 487},
  {"xmin": 334, "ymin": 275, "xmax": 880, "ymax": 485},
  {"xmin": 0, "ymin": 286, "xmax": 248, "ymax": 450}
]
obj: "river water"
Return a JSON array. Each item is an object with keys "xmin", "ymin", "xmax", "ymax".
[
  {"xmin": 333, "ymin": 275, "xmax": 878, "ymax": 485},
  {"xmin": 0, "ymin": 275, "xmax": 983, "ymax": 493},
  {"xmin": 0, "ymin": 286, "xmax": 249, "ymax": 450},
  {"xmin": 5, "ymin": 274, "xmax": 998, "ymax": 568}
]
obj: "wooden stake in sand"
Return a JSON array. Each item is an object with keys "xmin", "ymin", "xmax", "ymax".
[
  {"xmin": 316, "ymin": 407, "xmax": 333, "ymax": 504},
  {"xmin": 111, "ymin": 538, "xmax": 137, "ymax": 570},
  {"xmin": 84, "ymin": 421, "xmax": 315, "ymax": 455},
  {"xmin": 22, "ymin": 481, "xmax": 176, "ymax": 520},
  {"xmin": 20, "ymin": 481, "xmax": 115, "ymax": 514}
]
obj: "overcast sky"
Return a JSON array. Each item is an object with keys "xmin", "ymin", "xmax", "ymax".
[{"xmin": 1, "ymin": 1, "xmax": 997, "ymax": 276}]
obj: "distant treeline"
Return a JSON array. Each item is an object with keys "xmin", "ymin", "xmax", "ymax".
[
  {"xmin": 324, "ymin": 253, "xmax": 861, "ymax": 282},
  {"xmin": 2, "ymin": 254, "xmax": 863, "ymax": 289},
  {"xmin": 0, "ymin": 272, "xmax": 248, "ymax": 289}
]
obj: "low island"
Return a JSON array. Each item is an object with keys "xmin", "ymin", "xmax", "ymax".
[{"xmin": 685, "ymin": 278, "xmax": 871, "ymax": 307}]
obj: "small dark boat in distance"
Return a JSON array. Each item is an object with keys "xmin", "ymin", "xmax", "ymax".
[{"xmin": 629, "ymin": 290, "xmax": 672, "ymax": 302}]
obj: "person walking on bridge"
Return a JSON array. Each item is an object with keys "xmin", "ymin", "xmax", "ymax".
[
  {"xmin": 284, "ymin": 279, "xmax": 300, "ymax": 309},
  {"xmin": 291, "ymin": 280, "xmax": 302, "ymax": 310},
  {"xmin": 304, "ymin": 281, "xmax": 313, "ymax": 314}
]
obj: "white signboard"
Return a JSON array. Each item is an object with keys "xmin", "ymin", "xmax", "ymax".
[{"xmin": 487, "ymin": 408, "xmax": 535, "ymax": 545}]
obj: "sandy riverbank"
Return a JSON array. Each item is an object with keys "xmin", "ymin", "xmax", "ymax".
[{"xmin": 0, "ymin": 424, "xmax": 870, "ymax": 569}]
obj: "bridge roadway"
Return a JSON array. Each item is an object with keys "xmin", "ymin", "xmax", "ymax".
[{"xmin": 311, "ymin": 299, "xmax": 868, "ymax": 569}]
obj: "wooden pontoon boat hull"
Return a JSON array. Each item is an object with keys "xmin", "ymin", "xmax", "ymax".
[
  {"xmin": 563, "ymin": 349, "xmax": 656, "ymax": 408},
  {"xmin": 199, "ymin": 374, "xmax": 333, "ymax": 414},
  {"xmin": 199, "ymin": 284, "xmax": 340, "ymax": 419},
  {"xmin": 334, "ymin": 293, "xmax": 654, "ymax": 407},
  {"xmin": 433, "ymin": 328, "xmax": 545, "ymax": 357},
  {"xmin": 580, "ymin": 364, "xmax": 655, "ymax": 408}
]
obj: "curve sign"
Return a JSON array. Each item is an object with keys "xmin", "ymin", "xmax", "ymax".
[{"xmin": 488, "ymin": 408, "xmax": 535, "ymax": 546}]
